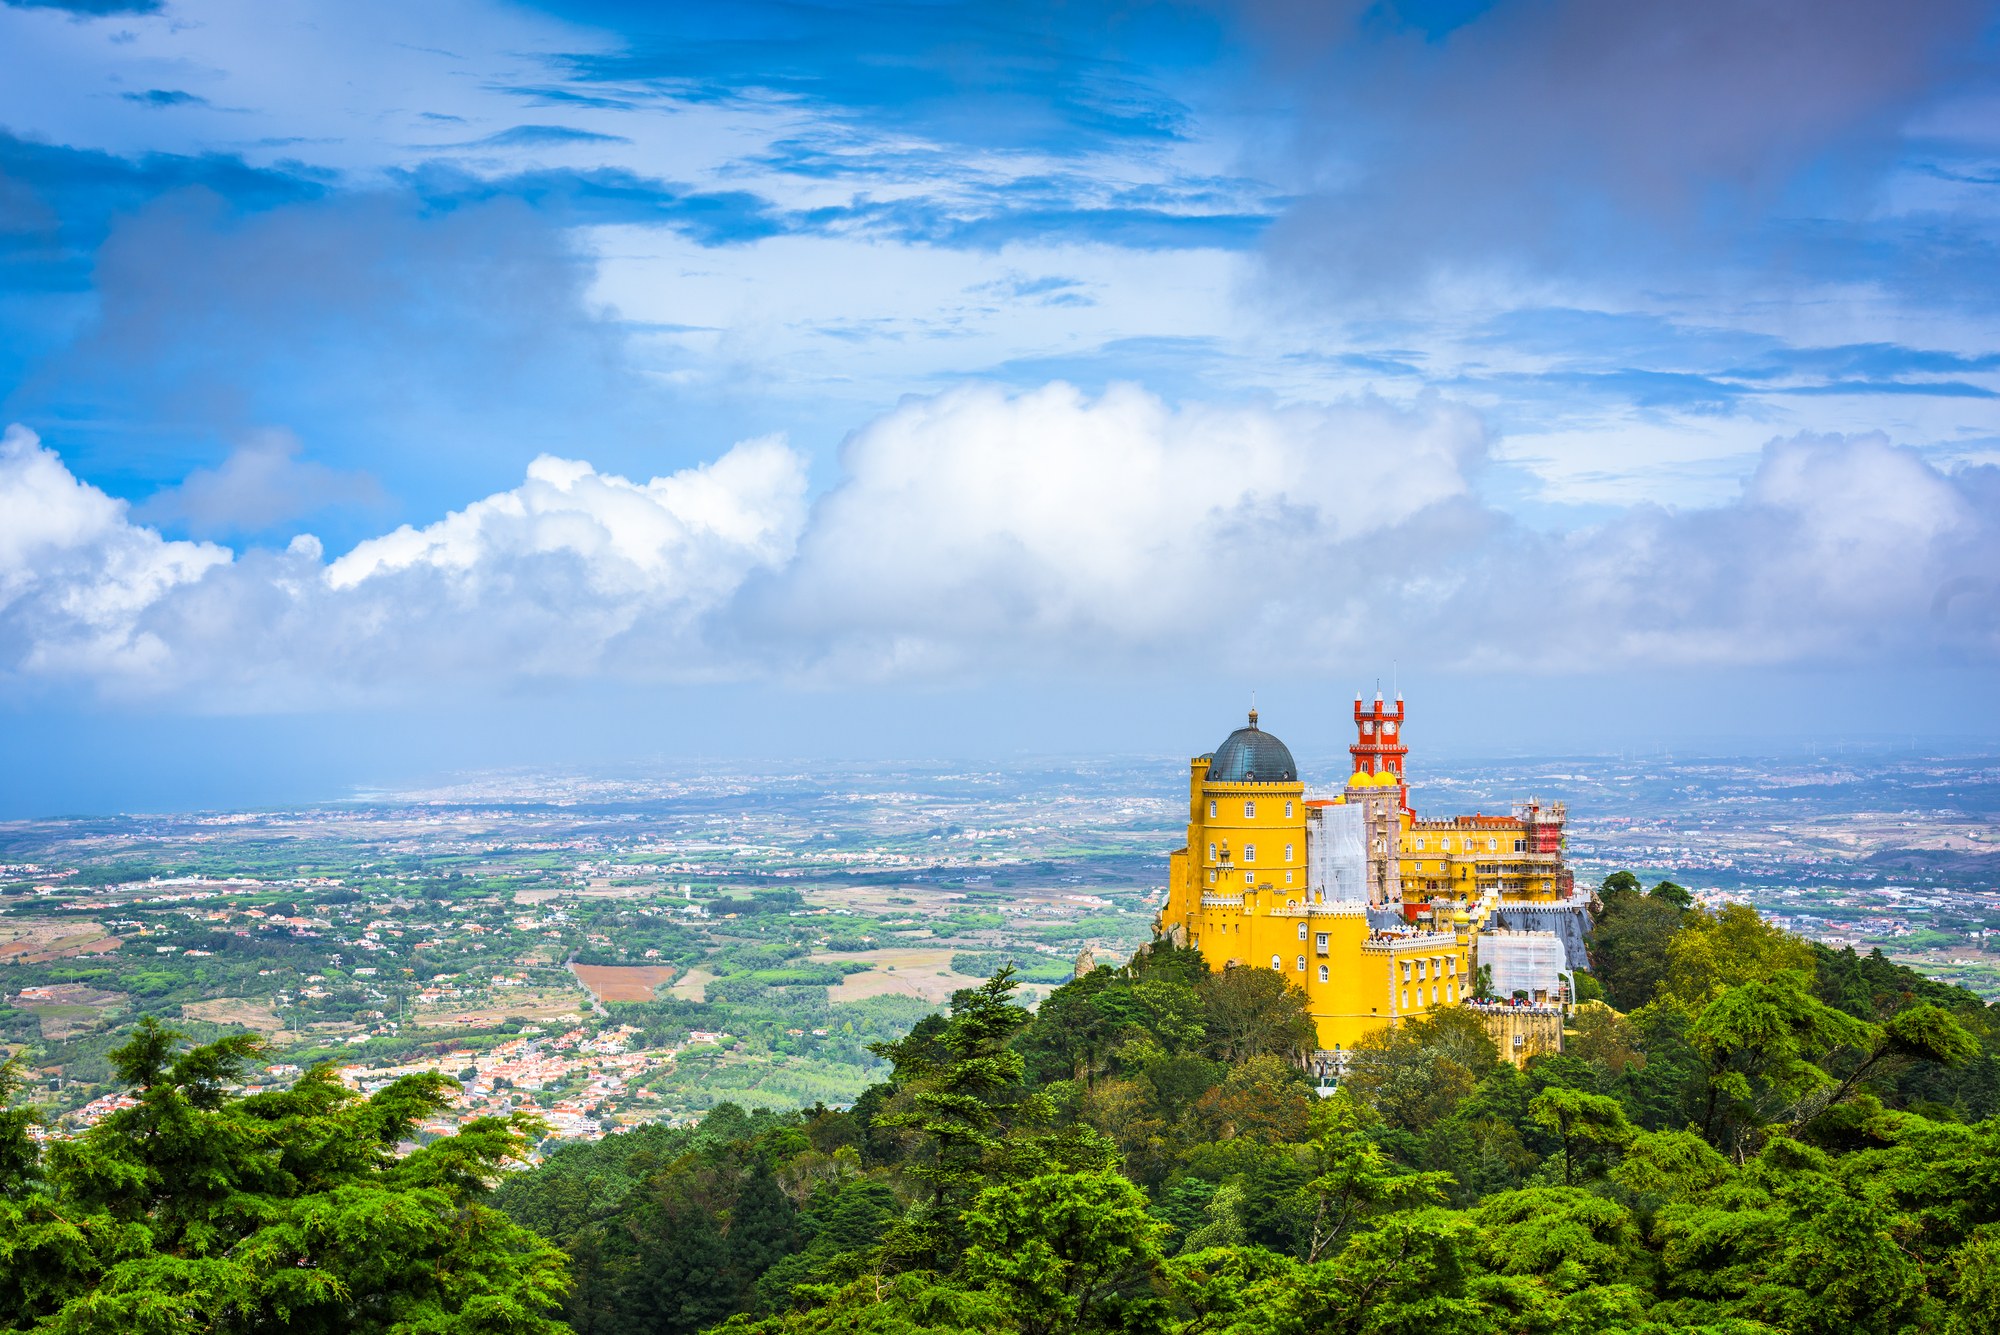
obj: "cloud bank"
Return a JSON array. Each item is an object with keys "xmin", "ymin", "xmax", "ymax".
[{"xmin": 3, "ymin": 382, "xmax": 1996, "ymax": 709}]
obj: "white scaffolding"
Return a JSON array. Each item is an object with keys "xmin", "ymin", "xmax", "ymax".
[{"xmin": 1308, "ymin": 802, "xmax": 1368, "ymax": 902}]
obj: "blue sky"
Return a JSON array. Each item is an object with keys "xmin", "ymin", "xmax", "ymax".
[{"xmin": 3, "ymin": 0, "xmax": 2000, "ymax": 813}]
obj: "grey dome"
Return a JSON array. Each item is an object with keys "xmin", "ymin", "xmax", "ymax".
[{"xmin": 1205, "ymin": 712, "xmax": 1297, "ymax": 783}]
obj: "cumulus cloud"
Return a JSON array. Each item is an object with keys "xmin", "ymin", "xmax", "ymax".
[
  {"xmin": 1, "ymin": 385, "xmax": 1996, "ymax": 707},
  {"xmin": 0, "ymin": 424, "xmax": 231, "ymax": 682},
  {"xmin": 0, "ymin": 424, "xmax": 807, "ymax": 705},
  {"xmin": 1443, "ymin": 432, "xmax": 2000, "ymax": 669},
  {"xmin": 745, "ymin": 381, "xmax": 1487, "ymax": 676},
  {"xmin": 325, "ymin": 436, "xmax": 805, "ymax": 605}
]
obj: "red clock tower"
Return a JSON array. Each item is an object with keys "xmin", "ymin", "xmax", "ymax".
[{"xmin": 1351, "ymin": 691, "xmax": 1407, "ymax": 777}]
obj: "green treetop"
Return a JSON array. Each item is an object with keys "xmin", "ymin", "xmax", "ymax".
[{"xmin": 0, "ymin": 1016, "xmax": 569, "ymax": 1335}]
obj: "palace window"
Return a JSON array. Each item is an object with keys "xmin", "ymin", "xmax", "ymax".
[
  {"xmin": 1401, "ymin": 962, "xmax": 1411, "ymax": 981},
  {"xmin": 1316, "ymin": 933, "xmax": 1329, "ymax": 954},
  {"xmin": 1244, "ymin": 871, "xmax": 1254, "ymax": 885},
  {"xmin": 1244, "ymin": 801, "xmax": 1256, "ymax": 818},
  {"xmin": 1319, "ymin": 965, "xmax": 1329, "ymax": 982},
  {"xmin": 1297, "ymin": 921, "xmax": 1307, "ymax": 940},
  {"xmin": 1296, "ymin": 955, "xmax": 1306, "ymax": 972},
  {"xmin": 1270, "ymin": 955, "xmax": 1282, "ymax": 971},
  {"xmin": 1414, "ymin": 838, "xmax": 1425, "ymax": 850},
  {"xmin": 1244, "ymin": 844, "xmax": 1256, "ymax": 862},
  {"xmin": 1208, "ymin": 842, "xmax": 1216, "ymax": 861},
  {"xmin": 1208, "ymin": 800, "xmax": 1216, "ymax": 818},
  {"xmin": 1285, "ymin": 842, "xmax": 1294, "ymax": 861},
  {"xmin": 1284, "ymin": 870, "xmax": 1293, "ymax": 884},
  {"xmin": 1209, "ymin": 869, "xmax": 1218, "ymax": 883},
  {"xmin": 1285, "ymin": 800, "xmax": 1294, "ymax": 817}
]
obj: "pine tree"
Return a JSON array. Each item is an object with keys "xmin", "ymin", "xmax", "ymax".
[
  {"xmin": 620, "ymin": 1180, "xmax": 739, "ymax": 1335},
  {"xmin": 728, "ymin": 1155, "xmax": 800, "ymax": 1292},
  {"xmin": 0, "ymin": 1017, "xmax": 570, "ymax": 1333},
  {"xmin": 868, "ymin": 969, "xmax": 1051, "ymax": 1215}
]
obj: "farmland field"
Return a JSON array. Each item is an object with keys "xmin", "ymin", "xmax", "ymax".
[{"xmin": 570, "ymin": 964, "xmax": 676, "ymax": 1003}]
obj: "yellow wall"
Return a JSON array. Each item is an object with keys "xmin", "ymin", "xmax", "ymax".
[
  {"xmin": 1398, "ymin": 824, "xmax": 1563, "ymax": 903},
  {"xmin": 1189, "ymin": 776, "xmax": 1310, "ymax": 900}
]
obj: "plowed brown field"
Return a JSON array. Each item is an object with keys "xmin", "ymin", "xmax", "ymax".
[{"xmin": 571, "ymin": 964, "xmax": 676, "ymax": 1002}]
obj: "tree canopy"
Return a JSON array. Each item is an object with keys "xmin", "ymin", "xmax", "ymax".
[
  {"xmin": 7, "ymin": 895, "xmax": 2000, "ymax": 1335},
  {"xmin": 0, "ymin": 1018, "xmax": 569, "ymax": 1334}
]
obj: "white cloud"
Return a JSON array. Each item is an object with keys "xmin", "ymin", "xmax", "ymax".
[
  {"xmin": 0, "ymin": 424, "xmax": 232, "ymax": 682},
  {"xmin": 1483, "ymin": 431, "xmax": 2000, "ymax": 669},
  {"xmin": 748, "ymin": 381, "xmax": 1486, "ymax": 676},
  {"xmin": 327, "ymin": 438, "xmax": 804, "ymax": 598},
  {"xmin": 1, "ymin": 388, "xmax": 1995, "ymax": 707},
  {"xmin": 0, "ymin": 425, "xmax": 808, "ymax": 705}
]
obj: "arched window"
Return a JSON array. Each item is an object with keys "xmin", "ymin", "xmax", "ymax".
[
  {"xmin": 1318, "ymin": 964, "xmax": 1329, "ymax": 982},
  {"xmin": 1296, "ymin": 921, "xmax": 1307, "ymax": 940},
  {"xmin": 1244, "ymin": 844, "xmax": 1256, "ymax": 862},
  {"xmin": 1284, "ymin": 800, "xmax": 1294, "ymax": 817},
  {"xmin": 1270, "ymin": 955, "xmax": 1282, "ymax": 971},
  {"xmin": 1296, "ymin": 955, "xmax": 1306, "ymax": 972},
  {"xmin": 1208, "ymin": 800, "xmax": 1216, "ymax": 818}
]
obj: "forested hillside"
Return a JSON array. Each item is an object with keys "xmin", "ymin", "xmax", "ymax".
[{"xmin": 3, "ymin": 871, "xmax": 1998, "ymax": 1333}]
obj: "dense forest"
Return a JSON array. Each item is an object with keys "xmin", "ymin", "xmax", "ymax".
[{"xmin": 3, "ymin": 871, "xmax": 1998, "ymax": 1333}]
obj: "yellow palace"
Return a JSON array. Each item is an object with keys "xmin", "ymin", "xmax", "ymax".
[{"xmin": 1155, "ymin": 698, "xmax": 1581, "ymax": 1056}]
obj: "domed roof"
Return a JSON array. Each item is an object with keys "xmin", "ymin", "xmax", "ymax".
[
  {"xmin": 1347, "ymin": 770, "xmax": 1372, "ymax": 788},
  {"xmin": 1375, "ymin": 770, "xmax": 1402, "ymax": 786},
  {"xmin": 1206, "ymin": 710, "xmax": 1298, "ymax": 783}
]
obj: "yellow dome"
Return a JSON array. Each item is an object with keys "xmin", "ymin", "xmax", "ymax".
[
  {"xmin": 1347, "ymin": 770, "xmax": 1372, "ymax": 788},
  {"xmin": 1375, "ymin": 770, "xmax": 1401, "ymax": 786}
]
